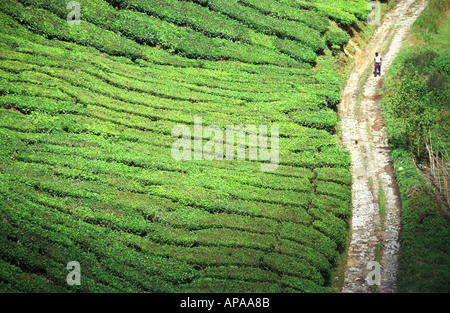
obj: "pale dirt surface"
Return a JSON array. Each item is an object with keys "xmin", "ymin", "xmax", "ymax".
[{"xmin": 340, "ymin": 0, "xmax": 429, "ymax": 293}]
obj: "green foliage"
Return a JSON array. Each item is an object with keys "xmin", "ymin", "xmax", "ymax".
[
  {"xmin": 413, "ymin": 0, "xmax": 450, "ymax": 40},
  {"xmin": 0, "ymin": 0, "xmax": 356, "ymax": 293},
  {"xmin": 187, "ymin": 277, "xmax": 281, "ymax": 292},
  {"xmin": 391, "ymin": 149, "xmax": 450, "ymax": 292},
  {"xmin": 276, "ymin": 0, "xmax": 369, "ymax": 26},
  {"xmin": 325, "ymin": 23, "xmax": 350, "ymax": 48},
  {"xmin": 189, "ymin": 0, "xmax": 326, "ymax": 51},
  {"xmin": 314, "ymin": 167, "xmax": 352, "ymax": 185},
  {"xmin": 289, "ymin": 109, "xmax": 339, "ymax": 132},
  {"xmin": 237, "ymin": 0, "xmax": 330, "ymax": 33},
  {"xmin": 382, "ymin": 51, "xmax": 449, "ymax": 160},
  {"xmin": 262, "ymin": 253, "xmax": 324, "ymax": 285}
]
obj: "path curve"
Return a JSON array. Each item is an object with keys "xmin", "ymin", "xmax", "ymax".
[{"xmin": 340, "ymin": 0, "xmax": 429, "ymax": 293}]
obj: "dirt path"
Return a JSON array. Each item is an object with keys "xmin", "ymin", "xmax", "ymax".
[{"xmin": 340, "ymin": 0, "xmax": 429, "ymax": 293}]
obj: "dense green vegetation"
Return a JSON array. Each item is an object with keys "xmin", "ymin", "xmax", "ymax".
[
  {"xmin": 0, "ymin": 0, "xmax": 371, "ymax": 292},
  {"xmin": 382, "ymin": 0, "xmax": 450, "ymax": 292}
]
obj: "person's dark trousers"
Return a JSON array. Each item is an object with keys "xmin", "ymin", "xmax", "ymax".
[{"xmin": 375, "ymin": 64, "xmax": 381, "ymax": 74}]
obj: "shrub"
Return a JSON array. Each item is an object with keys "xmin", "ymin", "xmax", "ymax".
[
  {"xmin": 324, "ymin": 24, "xmax": 350, "ymax": 48},
  {"xmin": 289, "ymin": 109, "xmax": 338, "ymax": 131},
  {"xmin": 262, "ymin": 253, "xmax": 324, "ymax": 285}
]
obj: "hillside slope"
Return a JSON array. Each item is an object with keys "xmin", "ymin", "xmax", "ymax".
[{"xmin": 0, "ymin": 0, "xmax": 370, "ymax": 292}]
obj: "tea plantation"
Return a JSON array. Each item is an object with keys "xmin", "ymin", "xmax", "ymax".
[{"xmin": 0, "ymin": 0, "xmax": 370, "ymax": 292}]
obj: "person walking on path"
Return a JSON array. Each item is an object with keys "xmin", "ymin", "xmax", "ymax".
[{"xmin": 374, "ymin": 52, "xmax": 382, "ymax": 76}]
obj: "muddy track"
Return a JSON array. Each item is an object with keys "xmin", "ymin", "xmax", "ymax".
[{"xmin": 340, "ymin": 0, "xmax": 429, "ymax": 293}]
